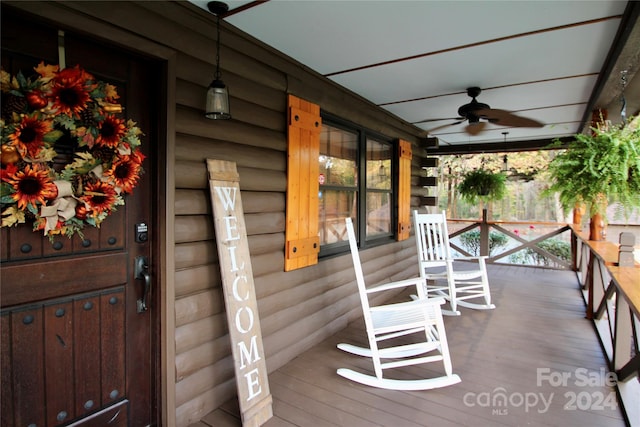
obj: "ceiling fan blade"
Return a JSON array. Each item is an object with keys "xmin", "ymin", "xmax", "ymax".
[
  {"xmin": 464, "ymin": 121, "xmax": 487, "ymax": 136},
  {"xmin": 425, "ymin": 120, "xmax": 465, "ymax": 134},
  {"xmin": 413, "ymin": 116, "xmax": 463, "ymax": 124},
  {"xmin": 476, "ymin": 108, "xmax": 544, "ymax": 128}
]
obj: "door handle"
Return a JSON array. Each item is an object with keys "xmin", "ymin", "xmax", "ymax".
[{"xmin": 134, "ymin": 256, "xmax": 150, "ymax": 313}]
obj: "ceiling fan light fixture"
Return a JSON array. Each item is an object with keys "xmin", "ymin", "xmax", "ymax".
[
  {"xmin": 467, "ymin": 114, "xmax": 481, "ymax": 124},
  {"xmin": 458, "ymin": 101, "xmax": 490, "ymax": 119}
]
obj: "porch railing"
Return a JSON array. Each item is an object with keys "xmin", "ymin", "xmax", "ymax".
[
  {"xmin": 572, "ymin": 227, "xmax": 640, "ymax": 427},
  {"xmin": 443, "ymin": 214, "xmax": 639, "ymax": 425},
  {"xmin": 448, "ymin": 210, "xmax": 572, "ymax": 269}
]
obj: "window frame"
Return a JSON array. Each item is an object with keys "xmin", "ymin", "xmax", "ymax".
[{"xmin": 319, "ymin": 112, "xmax": 398, "ymax": 258}]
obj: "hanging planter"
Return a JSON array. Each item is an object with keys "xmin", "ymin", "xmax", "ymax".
[
  {"xmin": 1, "ymin": 62, "xmax": 145, "ymax": 240},
  {"xmin": 458, "ymin": 169, "xmax": 507, "ymax": 204},
  {"xmin": 457, "ymin": 168, "xmax": 507, "ymax": 220},
  {"xmin": 545, "ymin": 116, "xmax": 640, "ymax": 240}
]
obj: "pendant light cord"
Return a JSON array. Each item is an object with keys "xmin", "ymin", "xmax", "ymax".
[
  {"xmin": 619, "ymin": 70, "xmax": 627, "ymax": 123},
  {"xmin": 215, "ymin": 14, "xmax": 222, "ymax": 80}
]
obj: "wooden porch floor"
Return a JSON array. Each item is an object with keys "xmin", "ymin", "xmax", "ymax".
[{"xmin": 194, "ymin": 265, "xmax": 628, "ymax": 427}]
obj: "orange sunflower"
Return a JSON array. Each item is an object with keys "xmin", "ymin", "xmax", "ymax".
[
  {"xmin": 81, "ymin": 181, "xmax": 118, "ymax": 216},
  {"xmin": 4, "ymin": 163, "xmax": 58, "ymax": 210},
  {"xmin": 105, "ymin": 152, "xmax": 145, "ymax": 194},
  {"xmin": 96, "ymin": 115, "xmax": 127, "ymax": 149},
  {"xmin": 8, "ymin": 113, "xmax": 53, "ymax": 159},
  {"xmin": 0, "ymin": 163, "xmax": 18, "ymax": 182},
  {"xmin": 49, "ymin": 65, "xmax": 94, "ymax": 118},
  {"xmin": 131, "ymin": 150, "xmax": 146, "ymax": 165}
]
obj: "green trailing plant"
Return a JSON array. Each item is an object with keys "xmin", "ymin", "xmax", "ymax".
[
  {"xmin": 457, "ymin": 169, "xmax": 507, "ymax": 204},
  {"xmin": 545, "ymin": 115, "xmax": 640, "ymax": 217}
]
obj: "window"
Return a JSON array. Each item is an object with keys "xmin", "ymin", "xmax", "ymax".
[{"xmin": 318, "ymin": 114, "xmax": 395, "ymax": 256}]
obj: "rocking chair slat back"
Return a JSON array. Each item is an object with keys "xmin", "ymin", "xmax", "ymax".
[
  {"xmin": 413, "ymin": 210, "xmax": 495, "ymax": 316},
  {"xmin": 415, "ymin": 212, "xmax": 451, "ymax": 263}
]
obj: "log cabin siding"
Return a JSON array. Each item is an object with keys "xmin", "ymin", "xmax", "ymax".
[{"xmin": 4, "ymin": 2, "xmax": 430, "ymax": 426}]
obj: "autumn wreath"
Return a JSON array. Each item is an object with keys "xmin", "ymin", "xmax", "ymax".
[{"xmin": 0, "ymin": 62, "xmax": 144, "ymax": 240}]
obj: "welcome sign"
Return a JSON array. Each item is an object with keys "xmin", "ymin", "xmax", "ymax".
[{"xmin": 206, "ymin": 159, "xmax": 273, "ymax": 426}]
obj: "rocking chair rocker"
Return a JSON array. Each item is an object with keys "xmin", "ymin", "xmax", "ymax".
[
  {"xmin": 336, "ymin": 218, "xmax": 461, "ymax": 390},
  {"xmin": 413, "ymin": 210, "xmax": 495, "ymax": 316}
]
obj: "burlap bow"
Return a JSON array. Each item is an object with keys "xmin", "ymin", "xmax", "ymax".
[{"xmin": 40, "ymin": 180, "xmax": 78, "ymax": 235}]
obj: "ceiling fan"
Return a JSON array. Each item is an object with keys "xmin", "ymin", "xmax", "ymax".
[{"xmin": 416, "ymin": 87, "xmax": 544, "ymax": 136}]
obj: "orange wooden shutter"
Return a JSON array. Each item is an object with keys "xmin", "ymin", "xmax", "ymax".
[
  {"xmin": 397, "ymin": 139, "xmax": 412, "ymax": 241},
  {"xmin": 285, "ymin": 95, "xmax": 321, "ymax": 271}
]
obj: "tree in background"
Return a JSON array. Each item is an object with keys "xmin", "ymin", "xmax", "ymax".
[{"xmin": 434, "ymin": 151, "xmax": 560, "ymax": 220}]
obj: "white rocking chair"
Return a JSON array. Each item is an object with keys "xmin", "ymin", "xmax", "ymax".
[
  {"xmin": 413, "ymin": 210, "xmax": 495, "ymax": 316},
  {"xmin": 336, "ymin": 218, "xmax": 461, "ymax": 390}
]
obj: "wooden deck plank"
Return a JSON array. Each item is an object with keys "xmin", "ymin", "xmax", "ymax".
[
  {"xmin": 265, "ymin": 399, "xmax": 334, "ymax": 427},
  {"xmin": 280, "ymin": 351, "xmax": 502, "ymax": 427},
  {"xmin": 200, "ymin": 409, "xmax": 240, "ymax": 427},
  {"xmin": 275, "ymin": 357, "xmax": 460, "ymax": 427},
  {"xmin": 268, "ymin": 383, "xmax": 364, "ymax": 427},
  {"xmin": 196, "ymin": 265, "xmax": 627, "ymax": 426},
  {"xmin": 271, "ymin": 371, "xmax": 409, "ymax": 427}
]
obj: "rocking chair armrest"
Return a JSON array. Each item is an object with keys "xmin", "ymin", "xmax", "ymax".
[
  {"xmin": 370, "ymin": 297, "xmax": 446, "ymax": 312},
  {"xmin": 366, "ymin": 277, "xmax": 427, "ymax": 294},
  {"xmin": 450, "ymin": 255, "xmax": 488, "ymax": 262},
  {"xmin": 420, "ymin": 260, "xmax": 448, "ymax": 268}
]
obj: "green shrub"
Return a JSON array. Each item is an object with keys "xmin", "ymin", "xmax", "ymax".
[
  {"xmin": 458, "ymin": 229, "xmax": 508, "ymax": 256},
  {"xmin": 509, "ymin": 238, "xmax": 571, "ymax": 267}
]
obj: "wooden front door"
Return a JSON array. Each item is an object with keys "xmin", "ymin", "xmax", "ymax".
[{"xmin": 1, "ymin": 7, "xmax": 160, "ymax": 426}]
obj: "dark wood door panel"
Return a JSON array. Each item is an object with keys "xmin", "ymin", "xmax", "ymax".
[
  {"xmin": 9, "ymin": 306, "xmax": 46, "ymax": 427},
  {"xmin": 44, "ymin": 300, "xmax": 75, "ymax": 426},
  {"xmin": 1, "ymin": 314, "xmax": 14, "ymax": 427},
  {"xmin": 1, "ymin": 289, "xmax": 126, "ymax": 426},
  {"xmin": 1, "ymin": 252, "xmax": 127, "ymax": 307}
]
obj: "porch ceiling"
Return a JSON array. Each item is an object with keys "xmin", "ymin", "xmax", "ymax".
[{"xmin": 191, "ymin": 1, "xmax": 640, "ymax": 153}]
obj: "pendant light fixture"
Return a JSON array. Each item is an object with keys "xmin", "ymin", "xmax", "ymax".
[
  {"xmin": 205, "ymin": 1, "xmax": 231, "ymax": 120},
  {"xmin": 619, "ymin": 70, "xmax": 628, "ymax": 124},
  {"xmin": 501, "ymin": 132, "xmax": 509, "ymax": 172}
]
